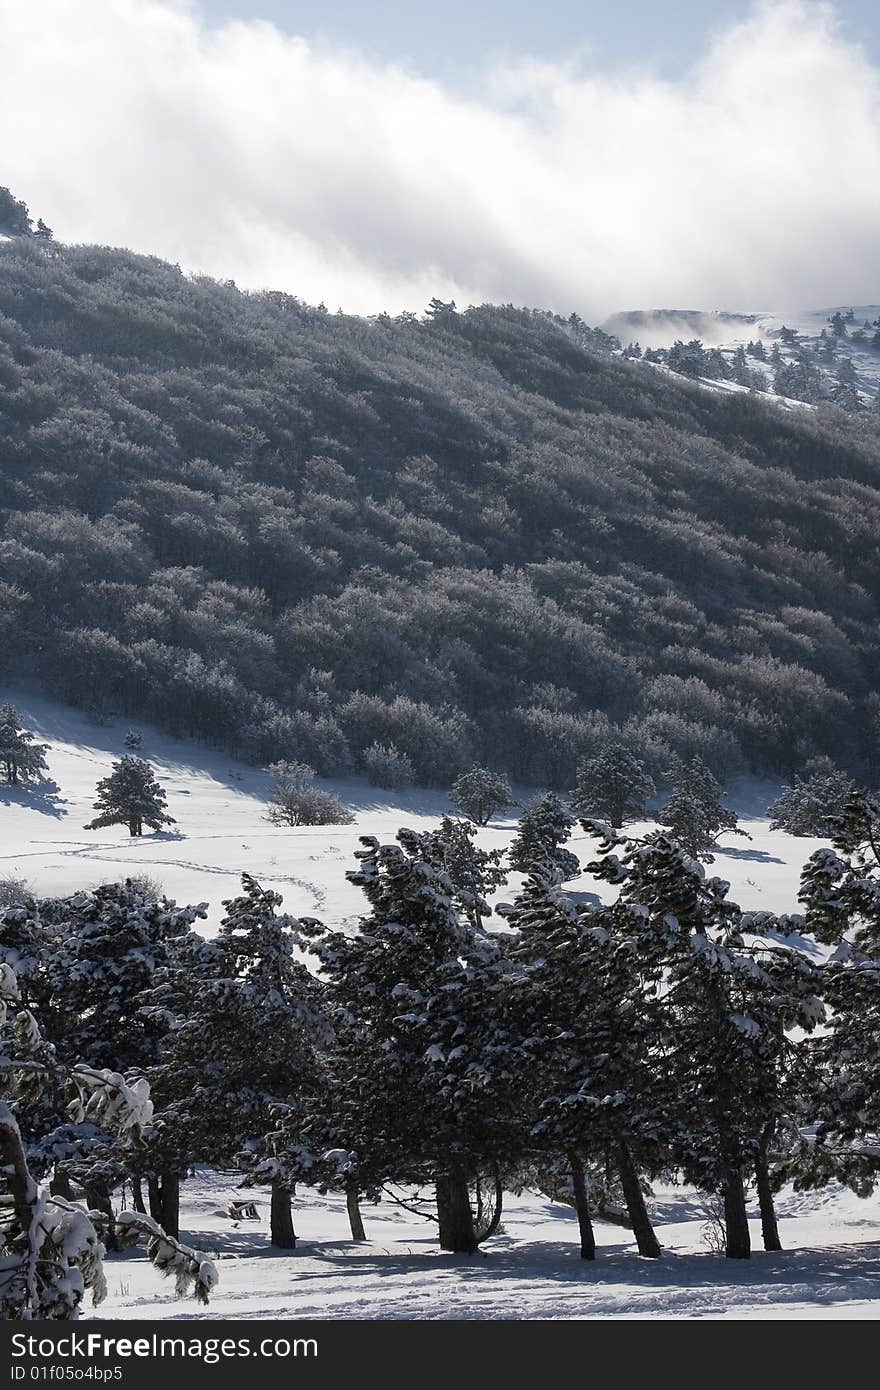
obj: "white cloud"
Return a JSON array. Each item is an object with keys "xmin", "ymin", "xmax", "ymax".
[{"xmin": 2, "ymin": 0, "xmax": 879, "ymax": 317}]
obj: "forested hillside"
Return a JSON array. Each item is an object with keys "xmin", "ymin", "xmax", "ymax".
[{"xmin": 1, "ymin": 234, "xmax": 879, "ymax": 785}]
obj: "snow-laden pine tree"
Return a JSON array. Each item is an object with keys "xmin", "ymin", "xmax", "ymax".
[
  {"xmin": 423, "ymin": 815, "xmax": 508, "ymax": 929},
  {"xmin": 571, "ymin": 739, "xmax": 654, "ymax": 829},
  {"xmin": 768, "ymin": 758, "xmax": 856, "ymax": 836},
  {"xmin": 449, "ymin": 767, "xmax": 512, "ymax": 825},
  {"xmin": 502, "ymin": 863, "xmax": 667, "ymax": 1259},
  {"xmin": 657, "ymin": 756, "xmax": 743, "ymax": 860},
  {"xmin": 145, "ymin": 875, "xmax": 327, "ymax": 1248},
  {"xmin": 0, "ymin": 703, "xmax": 49, "ymax": 786},
  {"xmin": 507, "ymin": 792, "xmax": 580, "ymax": 882},
  {"xmin": 300, "ymin": 830, "xmax": 522, "ymax": 1253},
  {"xmin": 0, "ymin": 882, "xmax": 207, "ymax": 1240},
  {"xmin": 587, "ymin": 826, "xmax": 822, "ymax": 1258},
  {"xmin": 85, "ymin": 756, "xmax": 175, "ymax": 837},
  {"xmin": 796, "ymin": 789, "xmax": 880, "ymax": 1195},
  {"xmin": 0, "ymin": 955, "xmax": 216, "ymax": 1318}
]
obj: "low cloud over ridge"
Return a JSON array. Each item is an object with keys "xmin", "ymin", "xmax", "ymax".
[{"xmin": 2, "ymin": 0, "xmax": 879, "ymax": 316}]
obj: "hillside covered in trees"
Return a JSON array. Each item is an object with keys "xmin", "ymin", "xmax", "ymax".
[{"xmin": 1, "ymin": 232, "xmax": 879, "ymax": 786}]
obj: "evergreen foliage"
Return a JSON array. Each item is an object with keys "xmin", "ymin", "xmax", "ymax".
[
  {"xmin": 0, "ymin": 704, "xmax": 49, "ymax": 785},
  {"xmin": 85, "ymin": 757, "xmax": 175, "ymax": 837},
  {"xmin": 768, "ymin": 757, "xmax": 856, "ymax": 835},
  {"xmin": 572, "ymin": 739, "xmax": 655, "ymax": 828},
  {"xmin": 450, "ymin": 767, "xmax": 513, "ymax": 825}
]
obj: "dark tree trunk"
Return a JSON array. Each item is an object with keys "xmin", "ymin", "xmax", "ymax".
[
  {"xmin": 130, "ymin": 1174, "xmax": 146, "ymax": 1214},
  {"xmin": 159, "ymin": 1173, "xmax": 180, "ymax": 1240},
  {"xmin": 345, "ymin": 1183, "xmax": 367, "ymax": 1242},
  {"xmin": 85, "ymin": 1183, "xmax": 119, "ymax": 1252},
  {"xmin": 436, "ymin": 1172, "xmax": 478, "ymax": 1253},
  {"xmin": 50, "ymin": 1168, "xmax": 74, "ymax": 1201},
  {"xmin": 567, "ymin": 1150, "xmax": 596, "ymax": 1260},
  {"xmin": 476, "ymin": 1168, "xmax": 504, "ymax": 1244},
  {"xmin": 755, "ymin": 1125, "xmax": 782, "ymax": 1252},
  {"xmin": 270, "ymin": 1183, "xmax": 297, "ymax": 1249},
  {"xmin": 147, "ymin": 1176, "xmax": 162, "ymax": 1222},
  {"xmin": 147, "ymin": 1173, "xmax": 180, "ymax": 1238},
  {"xmin": 722, "ymin": 1165, "xmax": 751, "ymax": 1259},
  {"xmin": 615, "ymin": 1142, "xmax": 661, "ymax": 1258}
]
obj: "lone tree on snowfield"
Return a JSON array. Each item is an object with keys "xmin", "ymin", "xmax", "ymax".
[
  {"xmin": 449, "ymin": 767, "xmax": 512, "ymax": 825},
  {"xmin": 85, "ymin": 756, "xmax": 176, "ymax": 837},
  {"xmin": 0, "ymin": 703, "xmax": 50, "ymax": 786}
]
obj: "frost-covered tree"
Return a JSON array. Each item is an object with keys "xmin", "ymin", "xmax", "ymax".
[
  {"xmin": 85, "ymin": 757, "xmax": 175, "ymax": 837},
  {"xmin": 362, "ymin": 741, "xmax": 414, "ymax": 789},
  {"xmin": 572, "ymin": 740, "xmax": 655, "ymax": 829},
  {"xmin": 587, "ymin": 827, "xmax": 822, "ymax": 1257},
  {"xmin": 797, "ymin": 790, "xmax": 880, "ymax": 1194},
  {"xmin": 423, "ymin": 816, "xmax": 508, "ymax": 929},
  {"xmin": 0, "ymin": 704, "xmax": 49, "ymax": 786},
  {"xmin": 657, "ymin": 756, "xmax": 743, "ymax": 861},
  {"xmin": 0, "ymin": 882, "xmax": 206, "ymax": 1239},
  {"xmin": 768, "ymin": 758, "xmax": 856, "ymax": 836},
  {"xmin": 503, "ymin": 865, "xmax": 667, "ymax": 1259},
  {"xmin": 449, "ymin": 767, "xmax": 512, "ymax": 825},
  {"xmin": 123, "ymin": 728, "xmax": 143, "ymax": 750},
  {"xmin": 300, "ymin": 831, "xmax": 521, "ymax": 1253},
  {"xmin": 0, "ymin": 958, "xmax": 216, "ymax": 1318},
  {"xmin": 508, "ymin": 793, "xmax": 579, "ymax": 883},
  {"xmin": 0, "ymin": 187, "xmax": 32, "ymax": 236},
  {"xmin": 264, "ymin": 760, "xmax": 354, "ymax": 826},
  {"xmin": 146, "ymin": 875, "xmax": 327, "ymax": 1249}
]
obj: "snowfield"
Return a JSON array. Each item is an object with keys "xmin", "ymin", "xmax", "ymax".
[
  {"xmin": 2, "ymin": 688, "xmax": 878, "ymax": 1320},
  {"xmin": 93, "ymin": 1177, "xmax": 880, "ymax": 1321}
]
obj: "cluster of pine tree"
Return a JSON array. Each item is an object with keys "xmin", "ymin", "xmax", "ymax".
[{"xmin": 3, "ymin": 787, "xmax": 879, "ymax": 1317}]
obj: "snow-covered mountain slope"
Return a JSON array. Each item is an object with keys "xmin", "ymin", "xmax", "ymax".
[
  {"xmin": 0, "ymin": 689, "xmax": 826, "ymax": 928},
  {"xmin": 603, "ymin": 305, "xmax": 880, "ymax": 406}
]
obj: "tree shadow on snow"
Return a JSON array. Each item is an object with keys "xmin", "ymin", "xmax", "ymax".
[
  {"xmin": 0, "ymin": 778, "xmax": 67, "ymax": 819},
  {"xmin": 716, "ymin": 845, "xmax": 783, "ymax": 864}
]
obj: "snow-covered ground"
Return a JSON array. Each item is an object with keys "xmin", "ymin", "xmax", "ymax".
[
  {"xmin": 2, "ymin": 688, "xmax": 877, "ymax": 1320},
  {"xmin": 0, "ymin": 687, "xmax": 826, "ymax": 929},
  {"xmin": 92, "ymin": 1176, "xmax": 880, "ymax": 1321}
]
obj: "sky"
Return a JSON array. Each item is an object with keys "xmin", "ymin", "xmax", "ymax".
[{"xmin": 2, "ymin": 0, "xmax": 880, "ymax": 318}]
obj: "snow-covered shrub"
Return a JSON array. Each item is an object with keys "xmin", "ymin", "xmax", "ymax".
[{"xmin": 264, "ymin": 760, "xmax": 354, "ymax": 826}]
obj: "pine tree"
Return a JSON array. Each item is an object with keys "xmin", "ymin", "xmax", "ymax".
[
  {"xmin": 508, "ymin": 793, "xmax": 579, "ymax": 883},
  {"xmin": 572, "ymin": 739, "xmax": 655, "ymax": 828},
  {"xmin": 0, "ymin": 704, "xmax": 49, "ymax": 786},
  {"xmin": 449, "ymin": 767, "xmax": 513, "ymax": 825},
  {"xmin": 767, "ymin": 758, "xmax": 855, "ymax": 836},
  {"xmin": 1, "ymin": 882, "xmax": 206, "ymax": 1240},
  {"xmin": 85, "ymin": 757, "xmax": 175, "ymax": 837},
  {"xmin": 797, "ymin": 790, "xmax": 880, "ymax": 1194},
  {"xmin": 0, "ymin": 950, "xmax": 216, "ymax": 1317},
  {"xmin": 424, "ymin": 816, "xmax": 508, "ymax": 929},
  {"xmin": 146, "ymin": 876, "xmax": 326, "ymax": 1248},
  {"xmin": 657, "ymin": 756, "xmax": 743, "ymax": 861},
  {"xmin": 588, "ymin": 827, "xmax": 822, "ymax": 1257},
  {"xmin": 503, "ymin": 863, "xmax": 667, "ymax": 1259},
  {"xmin": 301, "ymin": 830, "xmax": 522, "ymax": 1253}
]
